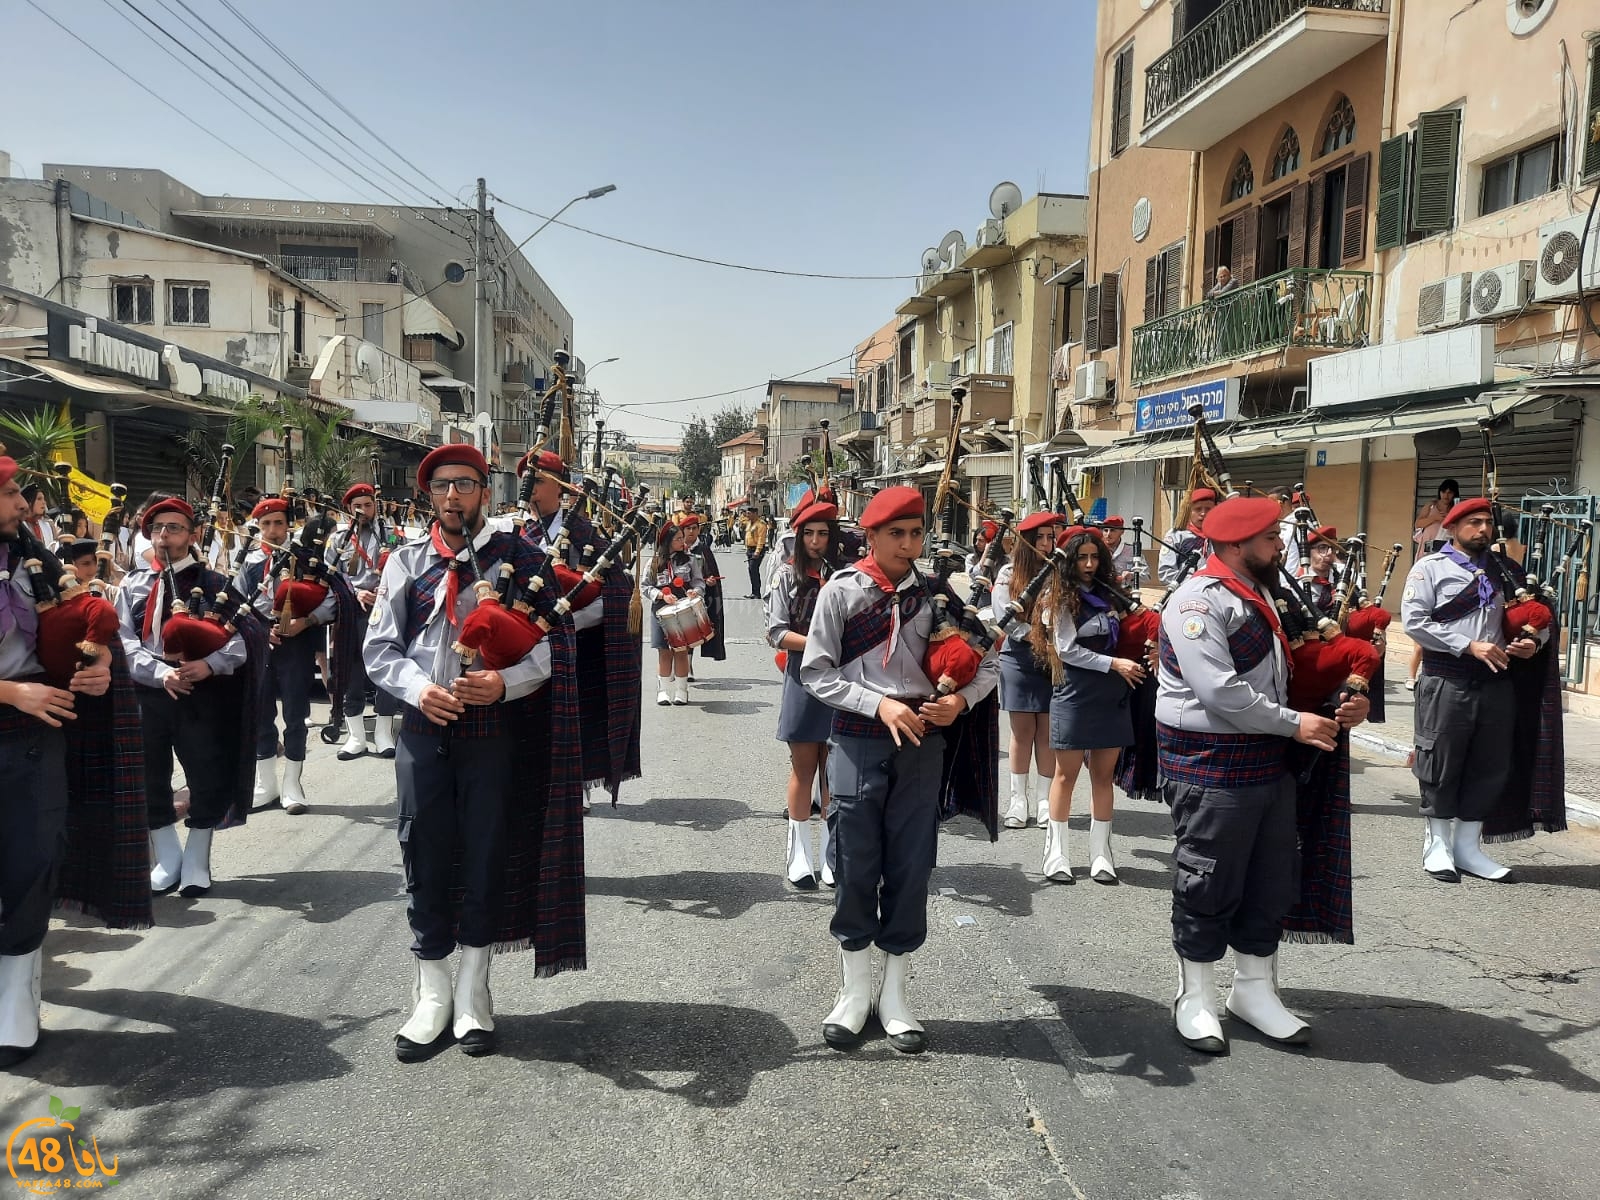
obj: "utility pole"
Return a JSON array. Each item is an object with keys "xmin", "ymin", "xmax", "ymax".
[{"xmin": 472, "ymin": 175, "xmax": 492, "ymax": 422}]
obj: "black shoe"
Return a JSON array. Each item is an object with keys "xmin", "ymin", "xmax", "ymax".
[
  {"xmin": 459, "ymin": 1028, "xmax": 496, "ymax": 1057},
  {"xmin": 336, "ymin": 747, "xmax": 367, "ymax": 762},
  {"xmin": 788, "ymin": 873, "xmax": 819, "ymax": 892},
  {"xmin": 822, "ymin": 1023, "xmax": 863, "ymax": 1049},
  {"xmin": 0, "ymin": 1040, "xmax": 39, "ymax": 1070},
  {"xmin": 395, "ymin": 1030, "xmax": 452, "ymax": 1063},
  {"xmin": 378, "ymin": 747, "xmax": 396, "ymax": 760},
  {"xmin": 887, "ymin": 1029, "xmax": 928, "ymax": 1054},
  {"xmin": 1426, "ymin": 866, "xmax": 1461, "ymax": 883}
]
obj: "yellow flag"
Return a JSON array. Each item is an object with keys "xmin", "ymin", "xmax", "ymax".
[
  {"xmin": 56, "ymin": 403, "xmax": 79, "ymax": 469},
  {"xmin": 66, "ymin": 467, "xmax": 113, "ymax": 526}
]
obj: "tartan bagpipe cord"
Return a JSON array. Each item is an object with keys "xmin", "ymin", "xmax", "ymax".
[
  {"xmin": 1486, "ymin": 613, "xmax": 1567, "ymax": 843},
  {"xmin": 1114, "ymin": 677, "xmax": 1160, "ymax": 802},
  {"xmin": 322, "ymin": 571, "xmax": 364, "ymax": 726},
  {"xmin": 56, "ymin": 641, "xmax": 153, "ymax": 930},
  {"xmin": 1282, "ymin": 735, "xmax": 1354, "ymax": 945},
  {"xmin": 696, "ymin": 542, "xmax": 727, "ymax": 661}
]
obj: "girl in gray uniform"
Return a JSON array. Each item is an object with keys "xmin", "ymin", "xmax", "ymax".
[
  {"xmin": 766, "ymin": 499, "xmax": 843, "ymax": 889},
  {"xmin": 993, "ymin": 512, "xmax": 1063, "ymax": 829},
  {"xmin": 643, "ymin": 518, "xmax": 704, "ymax": 707},
  {"xmin": 1032, "ymin": 528, "xmax": 1145, "ymax": 883}
]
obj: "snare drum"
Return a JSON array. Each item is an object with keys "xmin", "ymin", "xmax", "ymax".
[{"xmin": 659, "ymin": 595, "xmax": 712, "ymax": 651}]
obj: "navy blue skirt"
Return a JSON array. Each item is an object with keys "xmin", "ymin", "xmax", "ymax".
[
  {"xmin": 776, "ymin": 654, "xmax": 833, "ymax": 743},
  {"xmin": 1049, "ymin": 665, "xmax": 1134, "ymax": 751},
  {"xmin": 998, "ymin": 632, "xmax": 1052, "ymax": 713}
]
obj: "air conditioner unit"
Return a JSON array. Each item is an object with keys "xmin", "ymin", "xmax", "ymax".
[
  {"xmin": 1469, "ymin": 261, "xmax": 1534, "ymax": 320},
  {"xmin": 1533, "ymin": 214, "xmax": 1600, "ymax": 303},
  {"xmin": 924, "ymin": 362, "xmax": 950, "ymax": 387},
  {"xmin": 754, "ymin": 456, "xmax": 767, "ymax": 465},
  {"xmin": 976, "ymin": 219, "xmax": 1004, "ymax": 247},
  {"xmin": 1416, "ymin": 273, "xmax": 1472, "ymax": 332},
  {"xmin": 1074, "ymin": 360, "xmax": 1109, "ymax": 402}
]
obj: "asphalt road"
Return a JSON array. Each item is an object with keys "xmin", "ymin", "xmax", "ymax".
[{"xmin": 4, "ymin": 598, "xmax": 1599, "ymax": 1199}]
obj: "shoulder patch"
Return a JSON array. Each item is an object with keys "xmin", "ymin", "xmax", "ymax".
[
  {"xmin": 1402, "ymin": 584, "xmax": 1416, "ymax": 603},
  {"xmin": 1179, "ymin": 600, "xmax": 1209, "ymax": 615},
  {"xmin": 1181, "ymin": 615, "xmax": 1206, "ymax": 640}
]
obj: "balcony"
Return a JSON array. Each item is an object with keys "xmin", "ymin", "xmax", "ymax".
[
  {"xmin": 889, "ymin": 405, "xmax": 916, "ymax": 446},
  {"xmin": 1131, "ymin": 268, "xmax": 1372, "ymax": 386},
  {"xmin": 268, "ymin": 255, "xmax": 422, "ymax": 293},
  {"xmin": 836, "ymin": 409, "xmax": 880, "ymax": 442},
  {"xmin": 913, "ymin": 397, "xmax": 953, "ymax": 439},
  {"xmin": 502, "ymin": 361, "xmax": 540, "ymax": 391},
  {"xmin": 1142, "ymin": 0, "xmax": 1388, "ymax": 151}
]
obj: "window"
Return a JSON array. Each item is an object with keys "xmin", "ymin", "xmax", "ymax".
[
  {"xmin": 1480, "ymin": 136, "xmax": 1562, "ymax": 215},
  {"xmin": 113, "ymin": 281, "xmax": 153, "ymax": 325},
  {"xmin": 1321, "ymin": 97, "xmax": 1356, "ymax": 157},
  {"xmin": 1228, "ymin": 155, "xmax": 1255, "ymax": 203},
  {"xmin": 985, "ymin": 323, "xmax": 1015, "ymax": 374},
  {"xmin": 897, "ymin": 329, "xmax": 915, "ymax": 387},
  {"xmin": 1143, "ymin": 240, "xmax": 1187, "ymax": 321},
  {"xmin": 362, "ymin": 301, "xmax": 384, "ymax": 347},
  {"xmin": 1376, "ymin": 109, "xmax": 1460, "ymax": 247},
  {"xmin": 268, "ymin": 286, "xmax": 284, "ymax": 329},
  {"xmin": 1082, "ymin": 271, "xmax": 1121, "ymax": 352},
  {"xmin": 1110, "ymin": 43, "xmax": 1134, "ymax": 158},
  {"xmin": 1585, "ymin": 41, "xmax": 1600, "ymax": 181},
  {"xmin": 168, "ymin": 283, "xmax": 210, "ymax": 326},
  {"xmin": 1271, "ymin": 128, "xmax": 1302, "ymax": 181}
]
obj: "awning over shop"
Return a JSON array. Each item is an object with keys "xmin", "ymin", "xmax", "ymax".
[
  {"xmin": 402, "ymin": 296, "xmax": 466, "ymax": 349},
  {"xmin": 1, "ymin": 356, "xmax": 150, "ymax": 397}
]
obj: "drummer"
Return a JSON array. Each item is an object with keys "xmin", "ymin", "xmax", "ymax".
[{"xmin": 643, "ymin": 517, "xmax": 706, "ymax": 707}]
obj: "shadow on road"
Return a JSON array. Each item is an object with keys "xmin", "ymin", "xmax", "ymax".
[
  {"xmin": 202, "ymin": 870, "xmax": 402, "ymax": 924},
  {"xmin": 687, "ymin": 676, "xmax": 780, "ymax": 692},
  {"xmin": 1030, "ymin": 984, "xmax": 1600, "ymax": 1093},
  {"xmin": 500, "ymin": 999, "xmax": 798, "ymax": 1106},
  {"xmin": 932, "ymin": 863, "xmax": 1036, "ymax": 918},
  {"xmin": 696, "ymin": 700, "xmax": 773, "ymax": 716},
  {"xmin": 1504, "ymin": 861, "xmax": 1600, "ymax": 890},
  {"xmin": 587, "ymin": 869, "xmax": 819, "ymax": 920},
  {"xmin": 597, "ymin": 795, "xmax": 754, "ymax": 832}
]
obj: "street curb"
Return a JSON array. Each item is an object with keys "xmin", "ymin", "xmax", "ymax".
[{"xmin": 1351, "ymin": 731, "xmax": 1600, "ymax": 828}]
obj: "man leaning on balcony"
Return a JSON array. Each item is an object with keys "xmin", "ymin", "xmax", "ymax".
[{"xmin": 1207, "ymin": 267, "xmax": 1238, "ymax": 299}]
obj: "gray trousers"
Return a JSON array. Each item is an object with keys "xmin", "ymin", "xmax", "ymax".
[
  {"xmin": 1165, "ymin": 774, "xmax": 1297, "ymax": 961},
  {"xmin": 257, "ymin": 630, "xmax": 317, "ymax": 761},
  {"xmin": 0, "ymin": 725, "xmax": 68, "ymax": 956},
  {"xmin": 1413, "ymin": 673, "xmax": 1514, "ymax": 821},
  {"xmin": 342, "ymin": 651, "xmax": 398, "ymax": 720},
  {"xmin": 826, "ymin": 732, "xmax": 944, "ymax": 955}
]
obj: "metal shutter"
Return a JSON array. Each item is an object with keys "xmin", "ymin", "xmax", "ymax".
[
  {"xmin": 984, "ymin": 475, "xmax": 1013, "ymax": 509},
  {"xmin": 1231, "ymin": 450, "xmax": 1309, "ymax": 496},
  {"xmin": 1413, "ymin": 422, "xmax": 1578, "ymax": 516},
  {"xmin": 111, "ymin": 416, "xmax": 197, "ymax": 504}
]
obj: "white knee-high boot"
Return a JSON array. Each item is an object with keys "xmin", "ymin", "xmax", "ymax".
[
  {"xmin": 1088, "ymin": 817, "xmax": 1118, "ymax": 884},
  {"xmin": 785, "ymin": 818, "xmax": 818, "ymax": 888},
  {"xmin": 1004, "ymin": 773, "xmax": 1029, "ymax": 829},
  {"xmin": 149, "ymin": 823, "xmax": 182, "ymax": 893},
  {"xmin": 1042, "ymin": 820, "xmax": 1073, "ymax": 883},
  {"xmin": 395, "ymin": 957, "xmax": 453, "ymax": 1062}
]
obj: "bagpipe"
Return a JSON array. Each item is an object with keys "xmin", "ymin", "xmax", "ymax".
[
  {"xmin": 155, "ymin": 552, "xmax": 253, "ymax": 666},
  {"xmin": 14, "ymin": 522, "xmax": 121, "ymax": 687},
  {"xmin": 1478, "ymin": 418, "xmax": 1561, "ymax": 641}
]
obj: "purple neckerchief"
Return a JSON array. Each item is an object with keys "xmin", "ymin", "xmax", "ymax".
[
  {"xmin": 1078, "ymin": 585, "xmax": 1119, "ymax": 649},
  {"xmin": 1438, "ymin": 543, "xmax": 1498, "ymax": 608}
]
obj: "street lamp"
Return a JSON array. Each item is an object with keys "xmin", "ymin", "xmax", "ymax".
[{"xmin": 509, "ymin": 185, "xmax": 618, "ymax": 258}]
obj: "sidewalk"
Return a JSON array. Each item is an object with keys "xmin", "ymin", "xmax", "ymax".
[{"xmin": 1352, "ymin": 672, "xmax": 1600, "ymax": 826}]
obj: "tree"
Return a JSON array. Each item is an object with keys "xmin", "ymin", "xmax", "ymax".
[
  {"xmin": 177, "ymin": 395, "xmax": 283, "ymax": 500},
  {"xmin": 0, "ymin": 407, "xmax": 88, "ymax": 507},
  {"xmin": 677, "ymin": 404, "xmax": 756, "ymax": 500},
  {"xmin": 709, "ymin": 405, "xmax": 756, "ymax": 448}
]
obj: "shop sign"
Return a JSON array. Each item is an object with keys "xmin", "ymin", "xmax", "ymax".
[{"xmin": 1134, "ymin": 377, "xmax": 1240, "ymax": 433}]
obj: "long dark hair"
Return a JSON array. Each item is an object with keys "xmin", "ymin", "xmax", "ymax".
[
  {"xmin": 1008, "ymin": 529, "xmax": 1049, "ymax": 622},
  {"xmin": 650, "ymin": 525, "xmax": 686, "ymax": 579},
  {"xmin": 1029, "ymin": 529, "xmax": 1117, "ymax": 667},
  {"xmin": 789, "ymin": 517, "xmax": 842, "ymax": 610}
]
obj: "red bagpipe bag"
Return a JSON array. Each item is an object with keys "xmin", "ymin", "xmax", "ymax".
[
  {"xmin": 552, "ymin": 562, "xmax": 603, "ymax": 610},
  {"xmin": 453, "ymin": 581, "xmax": 544, "ymax": 672},
  {"xmin": 1343, "ymin": 604, "xmax": 1392, "ymax": 642},
  {"xmin": 925, "ymin": 626, "xmax": 985, "ymax": 693},
  {"xmin": 159, "ymin": 591, "xmax": 238, "ymax": 663},
  {"xmin": 1287, "ymin": 634, "xmax": 1383, "ymax": 711},
  {"xmin": 1112, "ymin": 607, "xmax": 1162, "ymax": 660},
  {"xmin": 37, "ymin": 584, "xmax": 121, "ymax": 685},
  {"xmin": 1504, "ymin": 595, "xmax": 1553, "ymax": 640}
]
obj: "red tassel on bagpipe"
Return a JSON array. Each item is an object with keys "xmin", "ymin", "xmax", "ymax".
[
  {"xmin": 36, "ymin": 587, "xmax": 121, "ymax": 685},
  {"xmin": 1343, "ymin": 605, "xmax": 1392, "ymax": 642},
  {"xmin": 1288, "ymin": 634, "xmax": 1384, "ymax": 712}
]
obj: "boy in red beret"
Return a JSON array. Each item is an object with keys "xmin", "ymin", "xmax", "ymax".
[{"xmin": 331, "ymin": 482, "xmax": 399, "ymax": 760}]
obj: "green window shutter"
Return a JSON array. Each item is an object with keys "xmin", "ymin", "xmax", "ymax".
[
  {"xmin": 1583, "ymin": 42, "xmax": 1600, "ymax": 181},
  {"xmin": 1144, "ymin": 255, "xmax": 1161, "ymax": 322},
  {"xmin": 1410, "ymin": 109, "xmax": 1460, "ymax": 235},
  {"xmin": 1374, "ymin": 133, "xmax": 1410, "ymax": 250}
]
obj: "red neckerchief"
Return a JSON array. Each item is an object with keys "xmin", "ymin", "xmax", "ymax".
[
  {"xmin": 1313, "ymin": 576, "xmax": 1332, "ymax": 588},
  {"xmin": 429, "ymin": 522, "xmax": 468, "ymax": 628},
  {"xmin": 854, "ymin": 555, "xmax": 902, "ymax": 596},
  {"xmin": 350, "ymin": 523, "xmax": 374, "ymax": 571},
  {"xmin": 1186, "ymin": 523, "xmax": 1205, "ymax": 538},
  {"xmin": 1193, "ymin": 554, "xmax": 1292, "ymax": 669}
]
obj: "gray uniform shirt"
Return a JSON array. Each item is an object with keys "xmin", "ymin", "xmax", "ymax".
[
  {"xmin": 333, "ymin": 521, "xmax": 387, "ymax": 593},
  {"xmin": 523, "ymin": 508, "xmax": 602, "ymax": 632},
  {"xmin": 1157, "ymin": 528, "xmax": 1207, "ymax": 586},
  {"xmin": 114, "ymin": 558, "xmax": 247, "ymax": 689},
  {"xmin": 765, "ymin": 562, "xmax": 817, "ymax": 649},
  {"xmin": 0, "ymin": 558, "xmax": 43, "ymax": 680},
  {"xmin": 1400, "ymin": 550, "xmax": 1547, "ymax": 655},
  {"xmin": 362, "ymin": 527, "xmax": 552, "ymax": 710},
  {"xmin": 800, "ymin": 564, "xmax": 998, "ymax": 718},
  {"xmin": 1155, "ymin": 570, "xmax": 1300, "ymax": 738},
  {"xmin": 1048, "ymin": 598, "xmax": 1115, "ymax": 673}
]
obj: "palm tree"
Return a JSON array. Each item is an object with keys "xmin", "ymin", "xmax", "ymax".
[
  {"xmin": 177, "ymin": 396, "xmax": 283, "ymax": 501},
  {"xmin": 0, "ymin": 407, "xmax": 88, "ymax": 506},
  {"xmin": 287, "ymin": 403, "xmax": 377, "ymax": 499}
]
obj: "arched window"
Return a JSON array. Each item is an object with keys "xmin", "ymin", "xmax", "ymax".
[
  {"xmin": 1228, "ymin": 155, "xmax": 1255, "ymax": 203},
  {"xmin": 1270, "ymin": 128, "xmax": 1302, "ymax": 180},
  {"xmin": 1321, "ymin": 97, "xmax": 1356, "ymax": 156}
]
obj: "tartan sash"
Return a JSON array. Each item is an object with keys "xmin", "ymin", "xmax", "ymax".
[
  {"xmin": 1156, "ymin": 721, "xmax": 1286, "ymax": 788},
  {"xmin": 838, "ymin": 590, "xmax": 926, "ymax": 666},
  {"xmin": 1158, "ymin": 604, "xmax": 1275, "ymax": 680}
]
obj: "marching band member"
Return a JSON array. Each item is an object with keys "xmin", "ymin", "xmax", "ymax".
[
  {"xmin": 1400, "ymin": 498, "xmax": 1560, "ymax": 883},
  {"xmin": 1102, "ymin": 516, "xmax": 1144, "ymax": 588},
  {"xmin": 681, "ymin": 512, "xmax": 727, "ymax": 675},
  {"xmin": 1032, "ymin": 527, "xmax": 1145, "ymax": 883},
  {"xmin": 801, "ymin": 486, "xmax": 999, "ymax": 1054},
  {"xmin": 364, "ymin": 443, "xmax": 585, "ymax": 1062},
  {"xmin": 114, "ymin": 497, "xmax": 264, "ymax": 897},
  {"xmin": 333, "ymin": 483, "xmax": 398, "ymax": 761},
  {"xmin": 965, "ymin": 520, "xmax": 999, "ymax": 577},
  {"xmin": 61, "ymin": 538, "xmax": 101, "ymax": 589},
  {"xmin": 644, "ymin": 518, "xmax": 704, "ymax": 707},
  {"xmin": 766, "ymin": 498, "xmax": 843, "ymax": 889},
  {"xmin": 1158, "ymin": 488, "xmax": 1216, "ymax": 584},
  {"xmin": 1157, "ymin": 498, "xmax": 1366, "ymax": 1053},
  {"xmin": 240, "ymin": 498, "xmax": 337, "ymax": 815},
  {"xmin": 1304, "ymin": 526, "xmax": 1341, "ymax": 618},
  {"xmin": 994, "ymin": 511, "xmax": 1063, "ymax": 829}
]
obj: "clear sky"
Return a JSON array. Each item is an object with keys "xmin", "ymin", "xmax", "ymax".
[{"xmin": 5, "ymin": 0, "xmax": 1096, "ymax": 443}]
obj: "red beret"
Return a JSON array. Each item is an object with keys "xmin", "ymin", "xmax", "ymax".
[
  {"xmin": 859, "ymin": 486, "xmax": 924, "ymax": 529},
  {"xmin": 791, "ymin": 501, "xmax": 838, "ymax": 529},
  {"xmin": 0, "ymin": 457, "xmax": 15, "ymax": 489},
  {"xmin": 1018, "ymin": 511, "xmax": 1063, "ymax": 534},
  {"xmin": 342, "ymin": 483, "xmax": 375, "ymax": 507},
  {"xmin": 1313, "ymin": 525, "xmax": 1337, "ymax": 543},
  {"xmin": 1190, "ymin": 488, "xmax": 1218, "ymax": 504},
  {"xmin": 675, "ymin": 511, "xmax": 702, "ymax": 528},
  {"xmin": 418, "ymin": 443, "xmax": 489, "ymax": 490},
  {"xmin": 251, "ymin": 498, "xmax": 289, "ymax": 521},
  {"xmin": 656, "ymin": 518, "xmax": 681, "ymax": 546},
  {"xmin": 1200, "ymin": 496, "xmax": 1280, "ymax": 545},
  {"xmin": 1443, "ymin": 498, "xmax": 1492, "ymax": 528},
  {"xmin": 142, "ymin": 496, "xmax": 196, "ymax": 536},
  {"xmin": 1102, "ymin": 515, "xmax": 1125, "ymax": 529},
  {"xmin": 517, "ymin": 449, "xmax": 568, "ymax": 479},
  {"xmin": 1056, "ymin": 525, "xmax": 1090, "ymax": 549},
  {"xmin": 981, "ymin": 520, "xmax": 999, "ymax": 541}
]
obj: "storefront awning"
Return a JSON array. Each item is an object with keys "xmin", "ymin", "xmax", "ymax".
[{"xmin": 1, "ymin": 356, "xmax": 150, "ymax": 397}]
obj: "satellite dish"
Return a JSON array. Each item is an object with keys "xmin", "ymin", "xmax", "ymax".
[
  {"xmin": 938, "ymin": 229, "xmax": 967, "ymax": 268},
  {"xmin": 989, "ymin": 181, "xmax": 1024, "ymax": 221},
  {"xmin": 921, "ymin": 247, "xmax": 945, "ymax": 274}
]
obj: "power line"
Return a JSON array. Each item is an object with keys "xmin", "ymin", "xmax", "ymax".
[
  {"xmin": 490, "ymin": 195, "xmax": 923, "ymax": 281},
  {"xmin": 21, "ymin": 0, "xmax": 310, "ymax": 196},
  {"xmin": 618, "ymin": 351, "xmax": 857, "ymax": 407}
]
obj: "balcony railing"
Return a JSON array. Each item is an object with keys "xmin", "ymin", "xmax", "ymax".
[
  {"xmin": 268, "ymin": 255, "xmax": 422, "ymax": 294},
  {"xmin": 1131, "ymin": 268, "xmax": 1372, "ymax": 386},
  {"xmin": 837, "ymin": 410, "xmax": 879, "ymax": 438},
  {"xmin": 1145, "ymin": 0, "xmax": 1386, "ymax": 127}
]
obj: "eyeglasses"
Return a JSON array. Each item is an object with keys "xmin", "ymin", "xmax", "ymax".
[
  {"xmin": 149, "ymin": 522, "xmax": 193, "ymax": 535},
  {"xmin": 428, "ymin": 478, "xmax": 482, "ymax": 496}
]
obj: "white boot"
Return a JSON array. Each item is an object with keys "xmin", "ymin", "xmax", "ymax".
[
  {"xmin": 281, "ymin": 759, "xmax": 309, "ymax": 815},
  {"xmin": 1003, "ymin": 773, "xmax": 1029, "ymax": 829},
  {"xmin": 1453, "ymin": 820, "xmax": 1512, "ymax": 882},
  {"xmin": 178, "ymin": 826, "xmax": 213, "ymax": 897},
  {"xmin": 1088, "ymin": 818, "xmax": 1118, "ymax": 884},
  {"xmin": 149, "ymin": 823, "xmax": 183, "ymax": 894},
  {"xmin": 656, "ymin": 676, "xmax": 672, "ymax": 706},
  {"xmin": 337, "ymin": 715, "xmax": 370, "ymax": 761},
  {"xmin": 872, "ymin": 948, "xmax": 927, "ymax": 1054},
  {"xmin": 372, "ymin": 713, "xmax": 397, "ymax": 759},
  {"xmin": 1042, "ymin": 819, "xmax": 1074, "ymax": 883},
  {"xmin": 0, "ymin": 949, "xmax": 44, "ymax": 1067},
  {"xmin": 785, "ymin": 817, "xmax": 818, "ymax": 889},
  {"xmin": 822, "ymin": 947, "xmax": 874, "ymax": 1048},
  {"xmin": 254, "ymin": 757, "xmax": 280, "ymax": 808},
  {"xmin": 1422, "ymin": 816, "xmax": 1459, "ymax": 882},
  {"xmin": 453, "ymin": 945, "xmax": 496, "ymax": 1055},
  {"xmin": 1227, "ymin": 952, "xmax": 1311, "ymax": 1045},
  {"xmin": 1035, "ymin": 775, "xmax": 1051, "ymax": 828},
  {"xmin": 672, "ymin": 675, "xmax": 689, "ymax": 706},
  {"xmin": 818, "ymin": 817, "xmax": 835, "ymax": 888},
  {"xmin": 395, "ymin": 957, "xmax": 453, "ymax": 1062},
  {"xmin": 1174, "ymin": 957, "xmax": 1227, "ymax": 1054}
]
